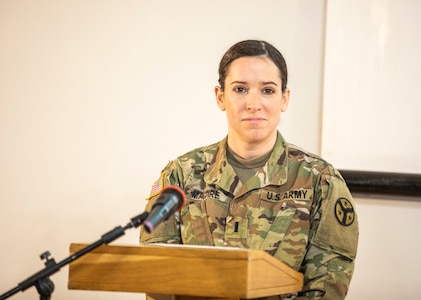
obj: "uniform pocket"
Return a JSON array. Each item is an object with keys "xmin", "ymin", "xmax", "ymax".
[
  {"xmin": 259, "ymin": 206, "xmax": 297, "ymax": 251},
  {"xmin": 253, "ymin": 197, "xmax": 311, "ymax": 270},
  {"xmin": 180, "ymin": 199, "xmax": 214, "ymax": 245}
]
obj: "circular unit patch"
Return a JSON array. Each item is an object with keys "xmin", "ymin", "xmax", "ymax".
[{"xmin": 334, "ymin": 198, "xmax": 355, "ymax": 226}]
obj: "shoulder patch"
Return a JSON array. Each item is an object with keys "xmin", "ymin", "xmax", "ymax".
[
  {"xmin": 312, "ymin": 175, "xmax": 358, "ymax": 259},
  {"xmin": 147, "ymin": 174, "xmax": 164, "ymax": 200},
  {"xmin": 334, "ymin": 198, "xmax": 355, "ymax": 226}
]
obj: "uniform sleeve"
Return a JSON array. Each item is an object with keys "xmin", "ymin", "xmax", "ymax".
[
  {"xmin": 139, "ymin": 160, "xmax": 183, "ymax": 244},
  {"xmin": 296, "ymin": 167, "xmax": 359, "ymax": 300}
]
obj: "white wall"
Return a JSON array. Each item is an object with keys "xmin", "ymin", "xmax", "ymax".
[
  {"xmin": 1, "ymin": 1, "xmax": 420, "ymax": 299},
  {"xmin": 323, "ymin": 0, "xmax": 421, "ymax": 174},
  {"xmin": 323, "ymin": 1, "xmax": 421, "ymax": 299},
  {"xmin": 0, "ymin": 1, "xmax": 325, "ymax": 299},
  {"xmin": 348, "ymin": 197, "xmax": 421, "ymax": 299}
]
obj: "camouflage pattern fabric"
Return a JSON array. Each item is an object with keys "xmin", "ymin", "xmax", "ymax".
[{"xmin": 140, "ymin": 131, "xmax": 359, "ymax": 300}]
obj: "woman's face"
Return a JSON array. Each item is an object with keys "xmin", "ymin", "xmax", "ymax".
[{"xmin": 215, "ymin": 56, "xmax": 289, "ymax": 146}]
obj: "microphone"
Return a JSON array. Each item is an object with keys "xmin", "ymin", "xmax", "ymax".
[{"xmin": 143, "ymin": 185, "xmax": 186, "ymax": 233}]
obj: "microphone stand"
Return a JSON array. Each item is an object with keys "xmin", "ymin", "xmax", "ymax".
[{"xmin": 0, "ymin": 211, "xmax": 149, "ymax": 300}]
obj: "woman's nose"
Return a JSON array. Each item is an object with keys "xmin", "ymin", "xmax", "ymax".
[{"xmin": 245, "ymin": 90, "xmax": 261, "ymax": 111}]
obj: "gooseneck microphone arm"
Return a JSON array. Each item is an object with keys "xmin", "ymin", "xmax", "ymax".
[{"xmin": 0, "ymin": 211, "xmax": 149, "ymax": 300}]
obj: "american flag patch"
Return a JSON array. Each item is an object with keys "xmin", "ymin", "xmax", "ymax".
[{"xmin": 148, "ymin": 174, "xmax": 164, "ymax": 199}]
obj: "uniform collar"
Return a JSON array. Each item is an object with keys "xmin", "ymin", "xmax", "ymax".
[{"xmin": 204, "ymin": 131, "xmax": 289, "ymax": 194}]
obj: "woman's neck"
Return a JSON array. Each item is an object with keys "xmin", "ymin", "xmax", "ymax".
[{"xmin": 227, "ymin": 133, "xmax": 277, "ymax": 160}]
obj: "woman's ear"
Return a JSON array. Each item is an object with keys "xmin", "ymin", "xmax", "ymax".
[
  {"xmin": 280, "ymin": 88, "xmax": 290, "ymax": 112},
  {"xmin": 215, "ymin": 86, "xmax": 226, "ymax": 111}
]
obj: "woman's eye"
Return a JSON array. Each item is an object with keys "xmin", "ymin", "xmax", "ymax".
[
  {"xmin": 263, "ymin": 88, "xmax": 275, "ymax": 94},
  {"xmin": 234, "ymin": 87, "xmax": 247, "ymax": 93}
]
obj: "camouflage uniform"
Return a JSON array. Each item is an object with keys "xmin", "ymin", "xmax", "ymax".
[{"xmin": 140, "ymin": 132, "xmax": 358, "ymax": 300}]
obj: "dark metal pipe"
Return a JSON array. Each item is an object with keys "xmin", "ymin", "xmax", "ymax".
[{"xmin": 339, "ymin": 170, "xmax": 421, "ymax": 198}]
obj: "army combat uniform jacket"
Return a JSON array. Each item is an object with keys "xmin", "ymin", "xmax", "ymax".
[{"xmin": 140, "ymin": 132, "xmax": 359, "ymax": 300}]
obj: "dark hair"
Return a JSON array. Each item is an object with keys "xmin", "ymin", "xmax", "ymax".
[{"xmin": 218, "ymin": 40, "xmax": 288, "ymax": 92}]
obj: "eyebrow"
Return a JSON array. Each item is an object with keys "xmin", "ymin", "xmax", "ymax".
[{"xmin": 230, "ymin": 80, "xmax": 279, "ymax": 86}]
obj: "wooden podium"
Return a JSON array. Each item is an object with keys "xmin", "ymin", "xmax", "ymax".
[{"xmin": 68, "ymin": 243, "xmax": 303, "ymax": 299}]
